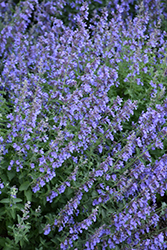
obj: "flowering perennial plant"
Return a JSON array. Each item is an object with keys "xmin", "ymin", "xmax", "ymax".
[{"xmin": 0, "ymin": 0, "xmax": 167, "ymax": 249}]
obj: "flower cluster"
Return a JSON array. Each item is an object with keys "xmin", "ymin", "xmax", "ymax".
[{"xmin": 0, "ymin": 0, "xmax": 167, "ymax": 249}]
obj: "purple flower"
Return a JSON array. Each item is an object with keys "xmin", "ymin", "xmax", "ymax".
[
  {"xmin": 39, "ymin": 156, "xmax": 46, "ymax": 166},
  {"xmin": 32, "ymin": 184, "xmax": 40, "ymax": 193},
  {"xmin": 40, "ymin": 179, "xmax": 45, "ymax": 187},
  {"xmin": 44, "ymin": 224, "xmax": 51, "ymax": 235},
  {"xmin": 1, "ymin": 1, "xmax": 167, "ymax": 249},
  {"xmin": 94, "ymin": 170, "xmax": 103, "ymax": 177},
  {"xmin": 58, "ymin": 185, "xmax": 66, "ymax": 194},
  {"xmin": 0, "ymin": 181, "xmax": 4, "ymax": 194}
]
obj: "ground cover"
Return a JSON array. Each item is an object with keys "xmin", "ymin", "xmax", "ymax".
[{"xmin": 0, "ymin": 0, "xmax": 167, "ymax": 249}]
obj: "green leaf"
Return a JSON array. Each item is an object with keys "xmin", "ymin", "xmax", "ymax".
[
  {"xmin": 91, "ymin": 190, "xmax": 97, "ymax": 198},
  {"xmin": 17, "ymin": 214, "xmax": 22, "ymax": 225},
  {"xmin": 51, "ymin": 237, "xmax": 59, "ymax": 244},
  {"xmin": 12, "ymin": 198, "xmax": 22, "ymax": 203},
  {"xmin": 136, "ymin": 147, "xmax": 141, "ymax": 155},
  {"xmin": 19, "ymin": 181, "xmax": 30, "ymax": 191},
  {"xmin": 0, "ymin": 174, "xmax": 7, "ymax": 182},
  {"xmin": 66, "ymin": 187, "xmax": 73, "ymax": 197},
  {"xmin": 160, "ymin": 202, "xmax": 167, "ymax": 216},
  {"xmin": 101, "ymin": 204, "xmax": 108, "ymax": 210},
  {"xmin": 0, "ymin": 207, "xmax": 5, "ymax": 218},
  {"xmin": 0, "ymin": 237, "xmax": 6, "ymax": 247},
  {"xmin": 108, "ymin": 208, "xmax": 116, "ymax": 214},
  {"xmin": 24, "ymin": 190, "xmax": 32, "ymax": 202},
  {"xmin": 18, "ymin": 172, "xmax": 27, "ymax": 180},
  {"xmin": 101, "ymin": 209, "xmax": 106, "ymax": 219},
  {"xmin": 0, "ymin": 198, "xmax": 10, "ymax": 203},
  {"xmin": 10, "ymin": 209, "xmax": 16, "ymax": 220},
  {"xmin": 7, "ymin": 171, "xmax": 15, "ymax": 181}
]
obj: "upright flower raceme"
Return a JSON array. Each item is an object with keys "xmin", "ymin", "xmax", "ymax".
[{"xmin": 0, "ymin": 1, "xmax": 167, "ymax": 249}]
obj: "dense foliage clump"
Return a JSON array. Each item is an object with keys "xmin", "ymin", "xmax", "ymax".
[{"xmin": 0, "ymin": 0, "xmax": 167, "ymax": 249}]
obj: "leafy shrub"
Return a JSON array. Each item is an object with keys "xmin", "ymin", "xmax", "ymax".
[{"xmin": 0, "ymin": 0, "xmax": 167, "ymax": 249}]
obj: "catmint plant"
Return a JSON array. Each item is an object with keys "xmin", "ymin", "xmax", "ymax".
[
  {"xmin": 0, "ymin": 0, "xmax": 167, "ymax": 249},
  {"xmin": 8, "ymin": 201, "xmax": 31, "ymax": 248}
]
